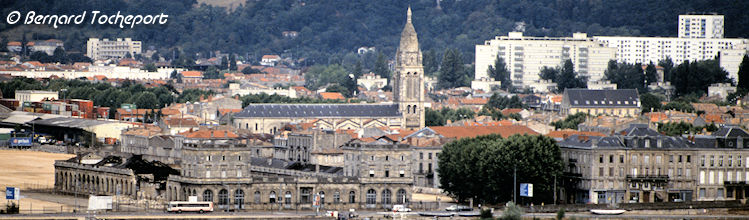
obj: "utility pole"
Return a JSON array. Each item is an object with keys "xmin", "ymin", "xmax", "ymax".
[{"xmin": 513, "ymin": 165, "xmax": 517, "ymax": 204}]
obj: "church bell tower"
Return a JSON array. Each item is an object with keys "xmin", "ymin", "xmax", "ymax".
[{"xmin": 393, "ymin": 7, "xmax": 425, "ymax": 129}]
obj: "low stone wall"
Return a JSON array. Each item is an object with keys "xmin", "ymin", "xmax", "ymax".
[{"xmin": 529, "ymin": 200, "xmax": 745, "ymax": 213}]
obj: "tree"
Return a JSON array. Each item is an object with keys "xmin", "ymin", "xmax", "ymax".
[
  {"xmin": 220, "ymin": 56, "xmax": 229, "ymax": 70},
  {"xmin": 556, "ymin": 59, "xmax": 587, "ymax": 91},
  {"xmin": 487, "ymin": 55, "xmax": 511, "ymax": 90},
  {"xmin": 438, "ymin": 134, "xmax": 563, "ymax": 204},
  {"xmin": 438, "ymin": 48, "xmax": 468, "ymax": 89},
  {"xmin": 151, "ymin": 52, "xmax": 160, "ymax": 61},
  {"xmin": 373, "ymin": 53, "xmax": 391, "ymax": 80},
  {"xmin": 423, "ymin": 49, "xmax": 438, "ymax": 76},
  {"xmin": 229, "ymin": 54, "xmax": 237, "ymax": 71},
  {"xmin": 645, "ymin": 62, "xmax": 658, "ymax": 86},
  {"xmin": 485, "ymin": 93, "xmax": 524, "ymax": 110},
  {"xmin": 241, "ymin": 67, "xmax": 261, "ymax": 75},
  {"xmin": 738, "ymin": 55, "xmax": 749, "ymax": 91},
  {"xmin": 352, "ymin": 60, "xmax": 363, "ymax": 79},
  {"xmin": 130, "ymin": 92, "xmax": 159, "ymax": 109},
  {"xmin": 425, "ymin": 108, "xmax": 445, "ymax": 126},
  {"xmin": 604, "ymin": 60, "xmax": 645, "ymax": 91},
  {"xmin": 52, "ymin": 46, "xmax": 67, "ymax": 64},
  {"xmin": 551, "ymin": 112, "xmax": 587, "ymax": 130},
  {"xmin": 670, "ymin": 59, "xmax": 729, "ymax": 96},
  {"xmin": 658, "ymin": 57, "xmax": 675, "ymax": 82},
  {"xmin": 143, "ymin": 63, "xmax": 157, "ymax": 72},
  {"xmin": 125, "ymin": 52, "xmax": 132, "ymax": 59},
  {"xmin": 640, "ymin": 93, "xmax": 663, "ymax": 113},
  {"xmin": 539, "ymin": 66, "xmax": 558, "ymax": 81}
]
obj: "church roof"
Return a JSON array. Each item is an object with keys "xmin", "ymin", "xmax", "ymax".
[{"xmin": 234, "ymin": 103, "xmax": 401, "ymax": 118}]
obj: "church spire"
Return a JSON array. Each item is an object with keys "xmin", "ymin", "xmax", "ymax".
[{"xmin": 407, "ymin": 6, "xmax": 412, "ymax": 23}]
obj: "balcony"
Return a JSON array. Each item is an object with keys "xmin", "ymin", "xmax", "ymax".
[{"xmin": 626, "ymin": 175, "xmax": 669, "ymax": 183}]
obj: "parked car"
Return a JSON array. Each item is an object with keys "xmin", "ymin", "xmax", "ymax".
[
  {"xmin": 392, "ymin": 205, "xmax": 411, "ymax": 212},
  {"xmin": 446, "ymin": 205, "xmax": 472, "ymax": 211}
]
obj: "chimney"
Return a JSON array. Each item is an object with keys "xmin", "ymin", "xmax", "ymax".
[
  {"xmin": 315, "ymin": 164, "xmax": 320, "ymax": 173},
  {"xmin": 591, "ymin": 137, "xmax": 598, "ymax": 148},
  {"xmin": 210, "ymin": 130, "xmax": 214, "ymax": 138}
]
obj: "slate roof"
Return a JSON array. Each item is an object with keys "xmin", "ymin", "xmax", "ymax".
[
  {"xmin": 712, "ymin": 126, "xmax": 749, "ymax": 138},
  {"xmin": 618, "ymin": 124, "xmax": 662, "ymax": 136},
  {"xmin": 234, "ymin": 104, "xmax": 400, "ymax": 118},
  {"xmin": 557, "ymin": 135, "xmax": 625, "ymax": 149},
  {"xmin": 563, "ymin": 89, "xmax": 639, "ymax": 108}
]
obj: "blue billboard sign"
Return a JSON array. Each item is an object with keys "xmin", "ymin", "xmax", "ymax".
[{"xmin": 10, "ymin": 137, "xmax": 32, "ymax": 147}]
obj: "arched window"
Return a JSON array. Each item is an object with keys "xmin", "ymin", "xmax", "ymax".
[
  {"xmin": 396, "ymin": 189, "xmax": 407, "ymax": 204},
  {"xmin": 284, "ymin": 191, "xmax": 292, "ymax": 204},
  {"xmin": 333, "ymin": 191, "xmax": 340, "ymax": 204},
  {"xmin": 382, "ymin": 189, "xmax": 392, "ymax": 205},
  {"xmin": 203, "ymin": 189, "xmax": 213, "ymax": 202},
  {"xmin": 218, "ymin": 189, "xmax": 229, "ymax": 205},
  {"xmin": 412, "ymin": 105, "xmax": 417, "ymax": 114},
  {"xmin": 269, "ymin": 191, "xmax": 277, "ymax": 203},
  {"xmin": 349, "ymin": 191, "xmax": 356, "ymax": 204},
  {"xmin": 234, "ymin": 189, "xmax": 244, "ymax": 208},
  {"xmin": 366, "ymin": 189, "xmax": 376, "ymax": 205},
  {"xmin": 407, "ymin": 105, "xmax": 411, "ymax": 113},
  {"xmin": 254, "ymin": 191, "xmax": 261, "ymax": 204}
]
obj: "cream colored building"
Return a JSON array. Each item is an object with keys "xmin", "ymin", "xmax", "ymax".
[
  {"xmin": 561, "ymin": 89, "xmax": 640, "ymax": 117},
  {"xmin": 86, "ymin": 38, "xmax": 142, "ymax": 60},
  {"xmin": 15, "ymin": 90, "xmax": 58, "ymax": 105},
  {"xmin": 475, "ymin": 32, "xmax": 616, "ymax": 92},
  {"xmin": 679, "ymin": 14, "xmax": 724, "ymax": 39},
  {"xmin": 357, "ymin": 73, "xmax": 388, "ymax": 91}
]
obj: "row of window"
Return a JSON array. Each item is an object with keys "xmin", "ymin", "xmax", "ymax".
[
  {"xmin": 599, "ymin": 154, "xmax": 692, "ymax": 164},
  {"xmin": 188, "ymin": 188, "xmax": 408, "ymax": 206},
  {"xmin": 700, "ymin": 155, "xmax": 746, "ymax": 167}
]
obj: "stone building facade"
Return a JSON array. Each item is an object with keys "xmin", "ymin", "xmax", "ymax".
[{"xmin": 558, "ymin": 124, "xmax": 749, "ymax": 204}]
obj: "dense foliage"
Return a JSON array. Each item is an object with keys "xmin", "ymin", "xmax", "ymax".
[
  {"xmin": 640, "ymin": 93, "xmax": 663, "ymax": 113},
  {"xmin": 5, "ymin": 0, "xmax": 747, "ymax": 67},
  {"xmin": 438, "ymin": 134, "xmax": 563, "ymax": 204},
  {"xmin": 424, "ymin": 107, "xmax": 475, "ymax": 126},
  {"xmin": 670, "ymin": 59, "xmax": 730, "ymax": 97},
  {"xmin": 657, "ymin": 121, "xmax": 718, "ymax": 136},
  {"xmin": 551, "ymin": 112, "xmax": 587, "ymax": 130},
  {"xmin": 604, "ymin": 60, "xmax": 647, "ymax": 92},
  {"xmin": 484, "ymin": 93, "xmax": 524, "ymax": 110}
]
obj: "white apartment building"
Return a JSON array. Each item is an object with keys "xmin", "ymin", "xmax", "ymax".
[
  {"xmin": 679, "ymin": 14, "xmax": 724, "ymax": 39},
  {"xmin": 86, "ymin": 38, "xmax": 142, "ymax": 60},
  {"xmin": 593, "ymin": 14, "xmax": 748, "ymax": 81},
  {"xmin": 475, "ymin": 32, "xmax": 616, "ymax": 93}
]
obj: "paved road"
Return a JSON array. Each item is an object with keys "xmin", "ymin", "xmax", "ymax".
[{"xmin": 5, "ymin": 211, "xmax": 749, "ymax": 219}]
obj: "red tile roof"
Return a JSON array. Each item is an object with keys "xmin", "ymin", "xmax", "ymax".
[
  {"xmin": 181, "ymin": 71, "xmax": 203, "ymax": 78},
  {"xmin": 180, "ymin": 129, "xmax": 239, "ymax": 139},
  {"xmin": 320, "ymin": 92, "xmax": 345, "ymax": 100},
  {"xmin": 429, "ymin": 125, "xmax": 538, "ymax": 139}
]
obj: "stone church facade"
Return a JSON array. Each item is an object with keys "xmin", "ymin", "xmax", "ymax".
[{"xmin": 233, "ymin": 9, "xmax": 425, "ymax": 132}]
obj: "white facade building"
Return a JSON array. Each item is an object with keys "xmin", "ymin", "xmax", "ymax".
[
  {"xmin": 15, "ymin": 90, "xmax": 58, "ymax": 106},
  {"xmin": 593, "ymin": 14, "xmax": 748, "ymax": 81},
  {"xmin": 679, "ymin": 14, "xmax": 724, "ymax": 39},
  {"xmin": 86, "ymin": 38, "xmax": 142, "ymax": 60},
  {"xmin": 707, "ymin": 83, "xmax": 736, "ymax": 99},
  {"xmin": 475, "ymin": 32, "xmax": 616, "ymax": 92},
  {"xmin": 0, "ymin": 65, "xmax": 179, "ymax": 80},
  {"xmin": 357, "ymin": 72, "xmax": 388, "ymax": 91}
]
